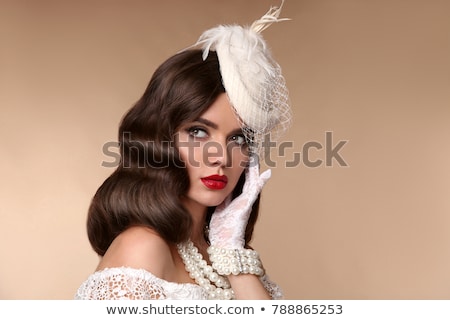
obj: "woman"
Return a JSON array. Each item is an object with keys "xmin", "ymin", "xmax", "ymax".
[{"xmin": 75, "ymin": 3, "xmax": 291, "ymax": 300}]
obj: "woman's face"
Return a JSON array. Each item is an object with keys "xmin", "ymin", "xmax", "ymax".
[{"xmin": 176, "ymin": 93, "xmax": 249, "ymax": 213}]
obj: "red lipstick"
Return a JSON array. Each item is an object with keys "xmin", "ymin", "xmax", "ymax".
[{"xmin": 201, "ymin": 175, "xmax": 228, "ymax": 190}]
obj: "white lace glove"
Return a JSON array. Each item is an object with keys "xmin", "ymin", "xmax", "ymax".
[
  {"xmin": 208, "ymin": 159, "xmax": 271, "ymax": 249},
  {"xmin": 207, "ymin": 157, "xmax": 270, "ymax": 276}
]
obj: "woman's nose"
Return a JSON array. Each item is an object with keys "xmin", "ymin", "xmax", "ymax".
[{"xmin": 204, "ymin": 139, "xmax": 230, "ymax": 167}]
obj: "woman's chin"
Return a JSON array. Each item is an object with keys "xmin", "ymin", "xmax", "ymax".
[{"xmin": 204, "ymin": 195, "xmax": 229, "ymax": 208}]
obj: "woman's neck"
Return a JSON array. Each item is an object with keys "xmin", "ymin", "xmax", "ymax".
[{"xmin": 181, "ymin": 197, "xmax": 209, "ymax": 247}]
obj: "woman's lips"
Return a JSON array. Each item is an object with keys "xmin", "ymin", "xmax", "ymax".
[{"xmin": 201, "ymin": 175, "xmax": 228, "ymax": 190}]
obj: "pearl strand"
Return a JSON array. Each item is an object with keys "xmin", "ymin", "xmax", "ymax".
[
  {"xmin": 207, "ymin": 246, "xmax": 264, "ymax": 276},
  {"xmin": 177, "ymin": 240, "xmax": 234, "ymax": 300}
]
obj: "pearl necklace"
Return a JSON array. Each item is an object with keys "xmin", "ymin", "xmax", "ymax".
[{"xmin": 177, "ymin": 240, "xmax": 234, "ymax": 300}]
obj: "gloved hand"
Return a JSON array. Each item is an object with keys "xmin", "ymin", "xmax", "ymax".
[{"xmin": 208, "ymin": 157, "xmax": 271, "ymax": 249}]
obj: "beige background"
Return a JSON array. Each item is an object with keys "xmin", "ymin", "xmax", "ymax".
[{"xmin": 1, "ymin": 0, "xmax": 449, "ymax": 299}]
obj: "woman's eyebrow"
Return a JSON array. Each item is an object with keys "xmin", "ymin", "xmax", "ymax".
[
  {"xmin": 229, "ymin": 128, "xmax": 244, "ymax": 136},
  {"xmin": 195, "ymin": 117, "xmax": 243, "ymax": 135},
  {"xmin": 195, "ymin": 118, "xmax": 218, "ymax": 129}
]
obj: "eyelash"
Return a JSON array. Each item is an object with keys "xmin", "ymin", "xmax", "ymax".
[
  {"xmin": 230, "ymin": 134, "xmax": 246, "ymax": 146},
  {"xmin": 186, "ymin": 126, "xmax": 247, "ymax": 146},
  {"xmin": 187, "ymin": 126, "xmax": 208, "ymax": 139}
]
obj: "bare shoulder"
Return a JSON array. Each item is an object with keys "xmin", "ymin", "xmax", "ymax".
[{"xmin": 96, "ymin": 226, "xmax": 174, "ymax": 279}]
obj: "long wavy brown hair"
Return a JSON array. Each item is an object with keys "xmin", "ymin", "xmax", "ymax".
[{"xmin": 87, "ymin": 50, "xmax": 260, "ymax": 256}]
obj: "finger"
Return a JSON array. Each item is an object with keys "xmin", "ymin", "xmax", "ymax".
[
  {"xmin": 248, "ymin": 153, "xmax": 260, "ymax": 167},
  {"xmin": 260, "ymin": 169, "xmax": 271, "ymax": 183},
  {"xmin": 245, "ymin": 159, "xmax": 260, "ymax": 181}
]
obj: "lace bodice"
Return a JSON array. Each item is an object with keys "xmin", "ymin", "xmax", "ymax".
[{"xmin": 74, "ymin": 267, "xmax": 283, "ymax": 300}]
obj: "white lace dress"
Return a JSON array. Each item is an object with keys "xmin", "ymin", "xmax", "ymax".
[{"xmin": 74, "ymin": 267, "xmax": 283, "ymax": 300}]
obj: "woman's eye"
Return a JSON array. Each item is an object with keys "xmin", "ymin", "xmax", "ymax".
[
  {"xmin": 231, "ymin": 134, "xmax": 246, "ymax": 146},
  {"xmin": 188, "ymin": 127, "xmax": 208, "ymax": 138}
]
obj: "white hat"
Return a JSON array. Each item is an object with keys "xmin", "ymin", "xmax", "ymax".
[{"xmin": 191, "ymin": 1, "xmax": 292, "ymax": 157}]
